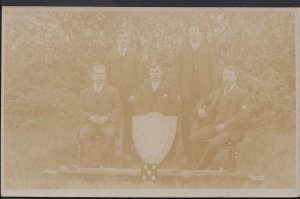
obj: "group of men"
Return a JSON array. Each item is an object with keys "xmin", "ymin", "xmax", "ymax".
[{"xmin": 78, "ymin": 25, "xmax": 251, "ymax": 169}]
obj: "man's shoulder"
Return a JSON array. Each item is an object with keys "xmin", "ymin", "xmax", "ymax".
[
  {"xmin": 232, "ymin": 86, "xmax": 249, "ymax": 100},
  {"xmin": 106, "ymin": 47, "xmax": 118, "ymax": 57},
  {"xmin": 128, "ymin": 47, "xmax": 139, "ymax": 55},
  {"xmin": 178, "ymin": 42, "xmax": 189, "ymax": 51},
  {"xmin": 236, "ymin": 86, "xmax": 248, "ymax": 95},
  {"xmin": 105, "ymin": 84, "xmax": 118, "ymax": 92},
  {"xmin": 140, "ymin": 79, "xmax": 151, "ymax": 87},
  {"xmin": 211, "ymin": 86, "xmax": 223, "ymax": 95},
  {"xmin": 161, "ymin": 79, "xmax": 175, "ymax": 90}
]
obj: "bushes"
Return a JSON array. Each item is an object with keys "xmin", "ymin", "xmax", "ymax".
[
  {"xmin": 3, "ymin": 10, "xmax": 295, "ymax": 128},
  {"xmin": 239, "ymin": 70, "xmax": 295, "ymax": 125}
]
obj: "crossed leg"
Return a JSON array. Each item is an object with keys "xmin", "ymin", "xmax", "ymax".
[{"xmin": 189, "ymin": 125, "xmax": 235, "ymax": 169}]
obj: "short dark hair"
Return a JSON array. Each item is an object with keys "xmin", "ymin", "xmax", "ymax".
[
  {"xmin": 147, "ymin": 62, "xmax": 162, "ymax": 71},
  {"xmin": 223, "ymin": 66, "xmax": 238, "ymax": 74},
  {"xmin": 89, "ymin": 64, "xmax": 106, "ymax": 75},
  {"xmin": 117, "ymin": 28, "xmax": 130, "ymax": 37},
  {"xmin": 187, "ymin": 24, "xmax": 199, "ymax": 32}
]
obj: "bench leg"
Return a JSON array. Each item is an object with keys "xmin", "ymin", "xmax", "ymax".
[
  {"xmin": 229, "ymin": 145, "xmax": 239, "ymax": 171},
  {"xmin": 77, "ymin": 145, "xmax": 82, "ymax": 167}
]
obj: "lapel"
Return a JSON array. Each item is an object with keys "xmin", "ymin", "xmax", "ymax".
[
  {"xmin": 115, "ymin": 46, "xmax": 131, "ymax": 60},
  {"xmin": 207, "ymin": 87, "xmax": 224, "ymax": 112},
  {"xmin": 185, "ymin": 43, "xmax": 194, "ymax": 62},
  {"xmin": 146, "ymin": 79, "xmax": 153, "ymax": 92},
  {"xmin": 224, "ymin": 85, "xmax": 239, "ymax": 101},
  {"xmin": 96, "ymin": 83, "xmax": 108, "ymax": 98},
  {"xmin": 86, "ymin": 85, "xmax": 96, "ymax": 110},
  {"xmin": 184, "ymin": 42, "xmax": 207, "ymax": 70},
  {"xmin": 156, "ymin": 79, "xmax": 165, "ymax": 94},
  {"xmin": 150, "ymin": 79, "xmax": 165, "ymax": 94}
]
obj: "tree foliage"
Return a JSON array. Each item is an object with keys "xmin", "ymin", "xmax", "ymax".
[{"xmin": 3, "ymin": 9, "xmax": 295, "ymax": 127}]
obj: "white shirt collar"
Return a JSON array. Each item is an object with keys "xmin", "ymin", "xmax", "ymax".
[
  {"xmin": 94, "ymin": 82, "xmax": 104, "ymax": 93},
  {"xmin": 151, "ymin": 80, "xmax": 160, "ymax": 92},
  {"xmin": 224, "ymin": 84, "xmax": 236, "ymax": 95},
  {"xmin": 190, "ymin": 41, "xmax": 200, "ymax": 50},
  {"xmin": 118, "ymin": 47, "xmax": 128, "ymax": 56}
]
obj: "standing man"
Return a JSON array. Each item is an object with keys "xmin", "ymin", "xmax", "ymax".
[
  {"xmin": 189, "ymin": 67, "xmax": 251, "ymax": 169},
  {"xmin": 78, "ymin": 64, "xmax": 121, "ymax": 168},
  {"xmin": 176, "ymin": 24, "xmax": 218, "ymax": 156},
  {"xmin": 105, "ymin": 29, "xmax": 142, "ymax": 162}
]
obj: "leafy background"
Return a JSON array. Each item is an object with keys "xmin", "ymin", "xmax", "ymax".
[
  {"xmin": 3, "ymin": 10, "xmax": 295, "ymax": 129},
  {"xmin": 2, "ymin": 8, "xmax": 296, "ymax": 190}
]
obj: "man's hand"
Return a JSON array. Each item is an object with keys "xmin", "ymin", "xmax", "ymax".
[
  {"xmin": 215, "ymin": 124, "xmax": 225, "ymax": 132},
  {"xmin": 89, "ymin": 115, "xmax": 108, "ymax": 125},
  {"xmin": 197, "ymin": 107, "xmax": 208, "ymax": 118},
  {"xmin": 128, "ymin": 95, "xmax": 136, "ymax": 104}
]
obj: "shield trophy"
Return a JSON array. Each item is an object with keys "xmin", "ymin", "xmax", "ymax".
[{"xmin": 132, "ymin": 112, "xmax": 178, "ymax": 165}]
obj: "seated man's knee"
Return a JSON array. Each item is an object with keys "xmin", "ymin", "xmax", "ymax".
[
  {"xmin": 78, "ymin": 124, "xmax": 95, "ymax": 142},
  {"xmin": 103, "ymin": 123, "xmax": 116, "ymax": 138},
  {"xmin": 189, "ymin": 134, "xmax": 197, "ymax": 145},
  {"xmin": 189, "ymin": 126, "xmax": 214, "ymax": 143},
  {"xmin": 207, "ymin": 138, "xmax": 224, "ymax": 151}
]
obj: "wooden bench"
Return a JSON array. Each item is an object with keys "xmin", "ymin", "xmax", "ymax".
[
  {"xmin": 77, "ymin": 135, "xmax": 115, "ymax": 167},
  {"xmin": 205, "ymin": 140, "xmax": 239, "ymax": 172}
]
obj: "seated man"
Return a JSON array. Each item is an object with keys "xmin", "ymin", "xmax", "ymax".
[
  {"xmin": 189, "ymin": 66, "xmax": 251, "ymax": 170},
  {"xmin": 78, "ymin": 64, "xmax": 121, "ymax": 167},
  {"xmin": 134, "ymin": 62, "xmax": 179, "ymax": 116},
  {"xmin": 133, "ymin": 62, "xmax": 180, "ymax": 165}
]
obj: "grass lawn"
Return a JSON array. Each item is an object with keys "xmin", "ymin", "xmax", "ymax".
[{"xmin": 2, "ymin": 115, "xmax": 296, "ymax": 189}]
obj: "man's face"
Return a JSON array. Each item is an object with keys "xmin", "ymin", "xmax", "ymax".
[
  {"xmin": 92, "ymin": 68, "xmax": 106, "ymax": 83},
  {"xmin": 149, "ymin": 66, "xmax": 163, "ymax": 82},
  {"xmin": 222, "ymin": 69, "xmax": 237, "ymax": 86},
  {"xmin": 117, "ymin": 33, "xmax": 130, "ymax": 48},
  {"xmin": 188, "ymin": 25, "xmax": 201, "ymax": 43}
]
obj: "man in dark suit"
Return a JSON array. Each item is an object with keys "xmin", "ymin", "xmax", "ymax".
[
  {"xmin": 105, "ymin": 29, "xmax": 142, "ymax": 161},
  {"xmin": 106, "ymin": 29, "xmax": 142, "ymax": 160},
  {"xmin": 133, "ymin": 62, "xmax": 179, "ymax": 165},
  {"xmin": 176, "ymin": 24, "xmax": 218, "ymax": 156},
  {"xmin": 134, "ymin": 62, "xmax": 178, "ymax": 116},
  {"xmin": 189, "ymin": 67, "xmax": 251, "ymax": 169},
  {"xmin": 78, "ymin": 64, "xmax": 121, "ymax": 167}
]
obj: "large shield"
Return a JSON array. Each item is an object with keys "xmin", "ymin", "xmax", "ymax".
[{"xmin": 132, "ymin": 112, "xmax": 177, "ymax": 164}]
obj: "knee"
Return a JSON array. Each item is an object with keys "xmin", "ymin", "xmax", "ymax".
[
  {"xmin": 103, "ymin": 124, "xmax": 116, "ymax": 138},
  {"xmin": 189, "ymin": 134, "xmax": 197, "ymax": 145},
  {"xmin": 207, "ymin": 140, "xmax": 222, "ymax": 151},
  {"xmin": 189, "ymin": 129, "xmax": 208, "ymax": 143},
  {"xmin": 78, "ymin": 125, "xmax": 93, "ymax": 142}
]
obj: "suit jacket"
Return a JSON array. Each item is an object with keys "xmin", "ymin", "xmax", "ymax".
[
  {"xmin": 79, "ymin": 83, "xmax": 122, "ymax": 124},
  {"xmin": 176, "ymin": 41, "xmax": 218, "ymax": 102},
  {"xmin": 105, "ymin": 47, "xmax": 142, "ymax": 102},
  {"xmin": 195, "ymin": 85, "xmax": 251, "ymax": 140},
  {"xmin": 133, "ymin": 79, "xmax": 179, "ymax": 116}
]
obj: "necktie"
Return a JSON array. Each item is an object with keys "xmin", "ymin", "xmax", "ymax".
[
  {"xmin": 152, "ymin": 82, "xmax": 158, "ymax": 92},
  {"xmin": 95, "ymin": 84, "xmax": 102, "ymax": 93},
  {"xmin": 224, "ymin": 86, "xmax": 228, "ymax": 95},
  {"xmin": 120, "ymin": 48, "xmax": 126, "ymax": 56}
]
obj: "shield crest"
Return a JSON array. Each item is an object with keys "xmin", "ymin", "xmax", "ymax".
[{"xmin": 132, "ymin": 112, "xmax": 177, "ymax": 164}]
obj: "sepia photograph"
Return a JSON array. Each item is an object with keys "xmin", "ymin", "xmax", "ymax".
[{"xmin": 1, "ymin": 6, "xmax": 299, "ymax": 197}]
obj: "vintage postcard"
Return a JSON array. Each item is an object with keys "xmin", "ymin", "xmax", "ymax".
[{"xmin": 1, "ymin": 6, "xmax": 299, "ymax": 197}]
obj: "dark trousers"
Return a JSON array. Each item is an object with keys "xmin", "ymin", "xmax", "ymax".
[
  {"xmin": 181, "ymin": 100, "xmax": 197, "ymax": 155},
  {"xmin": 189, "ymin": 125, "xmax": 236, "ymax": 169},
  {"xmin": 78, "ymin": 122, "xmax": 115, "ymax": 167},
  {"xmin": 122, "ymin": 102, "xmax": 133, "ymax": 154}
]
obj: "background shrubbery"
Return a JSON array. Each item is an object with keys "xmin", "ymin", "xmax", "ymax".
[{"xmin": 3, "ymin": 10, "xmax": 295, "ymax": 128}]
